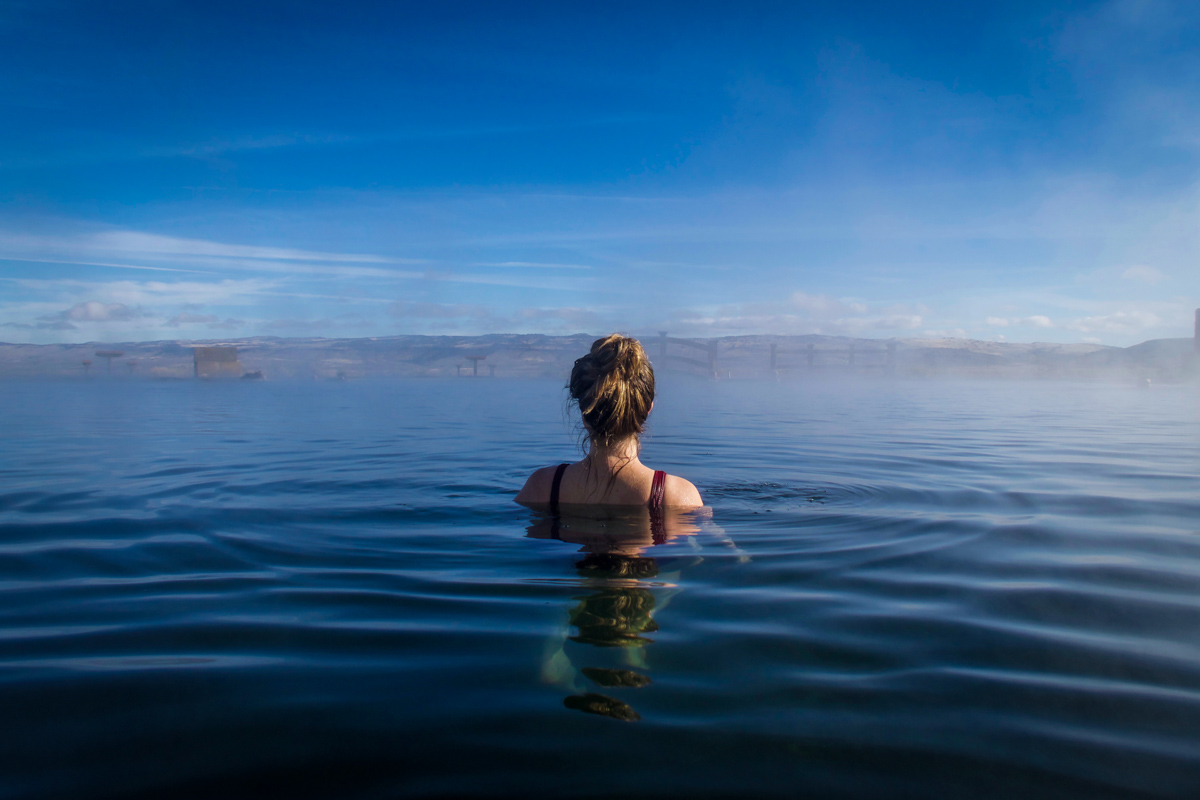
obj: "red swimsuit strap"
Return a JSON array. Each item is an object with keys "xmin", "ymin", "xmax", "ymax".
[
  {"xmin": 551, "ymin": 464, "xmax": 665, "ymax": 512},
  {"xmin": 648, "ymin": 470, "xmax": 667, "ymax": 510}
]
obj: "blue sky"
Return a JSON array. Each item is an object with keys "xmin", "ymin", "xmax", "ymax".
[{"xmin": 1, "ymin": 0, "xmax": 1197, "ymax": 346}]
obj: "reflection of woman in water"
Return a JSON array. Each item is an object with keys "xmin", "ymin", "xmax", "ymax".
[
  {"xmin": 525, "ymin": 490, "xmax": 705, "ymax": 721},
  {"xmin": 518, "ymin": 334, "xmax": 712, "ymax": 720},
  {"xmin": 542, "ymin": 548, "xmax": 673, "ymax": 722},
  {"xmin": 516, "ymin": 334, "xmax": 703, "ymax": 511}
]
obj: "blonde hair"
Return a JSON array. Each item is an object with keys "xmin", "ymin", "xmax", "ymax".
[{"xmin": 569, "ymin": 334, "xmax": 655, "ymax": 448}]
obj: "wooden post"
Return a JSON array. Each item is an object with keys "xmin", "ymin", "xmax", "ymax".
[
  {"xmin": 96, "ymin": 350, "xmax": 123, "ymax": 375},
  {"xmin": 769, "ymin": 343, "xmax": 777, "ymax": 370}
]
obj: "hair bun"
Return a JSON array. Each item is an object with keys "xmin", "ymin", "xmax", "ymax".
[{"xmin": 569, "ymin": 334, "xmax": 655, "ymax": 447}]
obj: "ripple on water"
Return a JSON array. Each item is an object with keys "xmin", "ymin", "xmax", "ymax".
[{"xmin": 0, "ymin": 379, "xmax": 1198, "ymax": 798}]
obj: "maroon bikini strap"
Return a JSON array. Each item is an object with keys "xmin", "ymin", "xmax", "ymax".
[
  {"xmin": 548, "ymin": 463, "xmax": 569, "ymax": 514},
  {"xmin": 648, "ymin": 470, "xmax": 666, "ymax": 510}
]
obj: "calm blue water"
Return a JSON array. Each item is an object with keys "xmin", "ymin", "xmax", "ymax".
[{"xmin": 1, "ymin": 377, "xmax": 1198, "ymax": 799}]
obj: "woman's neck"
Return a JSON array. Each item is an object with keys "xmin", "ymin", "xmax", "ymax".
[{"xmin": 585, "ymin": 437, "xmax": 642, "ymax": 471}]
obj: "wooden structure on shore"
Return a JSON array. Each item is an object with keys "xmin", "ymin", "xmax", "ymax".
[
  {"xmin": 193, "ymin": 346, "xmax": 242, "ymax": 378},
  {"xmin": 770, "ymin": 341, "xmax": 897, "ymax": 372},
  {"xmin": 457, "ymin": 356, "xmax": 494, "ymax": 377},
  {"xmin": 465, "ymin": 355, "xmax": 486, "ymax": 376},
  {"xmin": 656, "ymin": 332, "xmax": 719, "ymax": 378},
  {"xmin": 653, "ymin": 333, "xmax": 898, "ymax": 378},
  {"xmin": 95, "ymin": 350, "xmax": 124, "ymax": 375}
]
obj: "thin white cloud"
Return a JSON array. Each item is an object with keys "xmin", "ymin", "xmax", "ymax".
[
  {"xmin": 0, "ymin": 256, "xmax": 211, "ymax": 274},
  {"xmin": 89, "ymin": 231, "xmax": 417, "ymax": 265},
  {"xmin": 469, "ymin": 261, "xmax": 592, "ymax": 270},
  {"xmin": 0, "ymin": 228, "xmax": 592, "ymax": 289},
  {"xmin": 986, "ymin": 315, "xmax": 1054, "ymax": 328},
  {"xmin": 388, "ymin": 301, "xmax": 491, "ymax": 319},
  {"xmin": 1063, "ymin": 310, "xmax": 1163, "ymax": 335},
  {"xmin": 1121, "ymin": 264, "xmax": 1166, "ymax": 284},
  {"xmin": 2, "ymin": 300, "xmax": 149, "ymax": 331},
  {"xmin": 973, "ymin": 290, "xmax": 1194, "ymax": 344},
  {"xmin": 384, "ymin": 301, "xmax": 603, "ymax": 334},
  {"xmin": 661, "ymin": 293, "xmax": 928, "ymax": 337},
  {"xmin": 0, "ymin": 115, "xmax": 666, "ymax": 170},
  {"xmin": 790, "ymin": 291, "xmax": 867, "ymax": 315},
  {"xmin": 166, "ymin": 312, "xmax": 219, "ymax": 327},
  {"xmin": 513, "ymin": 306, "xmax": 602, "ymax": 328},
  {"xmin": 2, "ymin": 277, "xmax": 280, "ymax": 307},
  {"xmin": 150, "ymin": 133, "xmax": 357, "ymax": 159},
  {"xmin": 59, "ymin": 301, "xmax": 139, "ymax": 322},
  {"xmin": 263, "ymin": 314, "xmax": 375, "ymax": 333}
]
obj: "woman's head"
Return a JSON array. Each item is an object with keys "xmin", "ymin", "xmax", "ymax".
[{"xmin": 569, "ymin": 334, "xmax": 655, "ymax": 448}]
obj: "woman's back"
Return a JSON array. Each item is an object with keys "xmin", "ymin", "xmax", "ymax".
[
  {"xmin": 516, "ymin": 459, "xmax": 702, "ymax": 510},
  {"xmin": 515, "ymin": 333, "xmax": 702, "ymax": 512}
]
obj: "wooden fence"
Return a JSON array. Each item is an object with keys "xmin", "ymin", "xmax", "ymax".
[{"xmin": 653, "ymin": 333, "xmax": 898, "ymax": 377}]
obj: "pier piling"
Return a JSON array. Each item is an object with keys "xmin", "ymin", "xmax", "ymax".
[{"xmin": 95, "ymin": 350, "xmax": 124, "ymax": 375}]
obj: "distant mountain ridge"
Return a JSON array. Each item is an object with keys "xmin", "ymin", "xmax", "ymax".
[{"xmin": 0, "ymin": 333, "xmax": 1195, "ymax": 382}]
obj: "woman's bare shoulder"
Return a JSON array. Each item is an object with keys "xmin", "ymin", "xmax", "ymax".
[
  {"xmin": 663, "ymin": 474, "xmax": 703, "ymax": 508},
  {"xmin": 515, "ymin": 464, "xmax": 561, "ymax": 506}
]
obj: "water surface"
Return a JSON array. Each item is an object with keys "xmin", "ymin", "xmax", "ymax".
[{"xmin": 1, "ymin": 377, "xmax": 1198, "ymax": 798}]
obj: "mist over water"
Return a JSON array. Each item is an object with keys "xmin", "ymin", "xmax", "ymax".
[{"xmin": 1, "ymin": 377, "xmax": 1198, "ymax": 798}]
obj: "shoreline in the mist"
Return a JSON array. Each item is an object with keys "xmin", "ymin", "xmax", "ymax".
[{"xmin": 0, "ymin": 332, "xmax": 1195, "ymax": 382}]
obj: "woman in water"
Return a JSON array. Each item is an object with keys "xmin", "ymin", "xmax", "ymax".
[{"xmin": 516, "ymin": 333, "xmax": 703, "ymax": 511}]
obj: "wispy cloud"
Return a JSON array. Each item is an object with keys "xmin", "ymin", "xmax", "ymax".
[
  {"xmin": 386, "ymin": 301, "xmax": 603, "ymax": 334},
  {"xmin": 3, "ymin": 277, "xmax": 280, "ymax": 306},
  {"xmin": 58, "ymin": 301, "xmax": 140, "ymax": 322},
  {"xmin": 469, "ymin": 261, "xmax": 592, "ymax": 270},
  {"xmin": 165, "ymin": 312, "xmax": 245, "ymax": 331},
  {"xmin": 1062, "ymin": 310, "xmax": 1164, "ymax": 336},
  {"xmin": 2, "ymin": 256, "xmax": 212, "ymax": 274},
  {"xmin": 987, "ymin": 315, "xmax": 1054, "ymax": 328},
  {"xmin": 1121, "ymin": 264, "xmax": 1166, "ymax": 284},
  {"xmin": 388, "ymin": 302, "xmax": 491, "ymax": 320},
  {"xmin": 982, "ymin": 300, "xmax": 1189, "ymax": 339},
  {"xmin": 0, "ymin": 116, "xmax": 668, "ymax": 170},
  {"xmin": 659, "ymin": 292, "xmax": 928, "ymax": 338},
  {"xmin": 3, "ymin": 301, "xmax": 145, "ymax": 331},
  {"xmin": 0, "ymin": 227, "xmax": 593, "ymax": 289},
  {"xmin": 88, "ymin": 230, "xmax": 416, "ymax": 265},
  {"xmin": 263, "ymin": 314, "xmax": 375, "ymax": 334}
]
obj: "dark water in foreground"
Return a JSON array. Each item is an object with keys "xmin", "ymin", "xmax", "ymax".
[{"xmin": 1, "ymin": 377, "xmax": 1198, "ymax": 799}]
